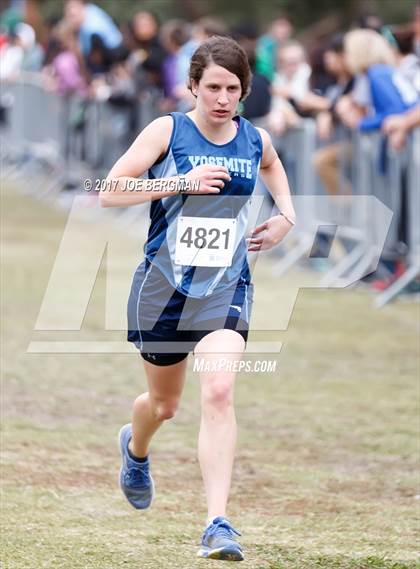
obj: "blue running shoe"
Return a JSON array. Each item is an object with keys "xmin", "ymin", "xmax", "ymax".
[
  {"xmin": 197, "ymin": 517, "xmax": 244, "ymax": 561},
  {"xmin": 118, "ymin": 423, "xmax": 155, "ymax": 509}
]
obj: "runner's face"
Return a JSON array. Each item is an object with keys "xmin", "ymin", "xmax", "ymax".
[{"xmin": 192, "ymin": 64, "xmax": 242, "ymax": 123}]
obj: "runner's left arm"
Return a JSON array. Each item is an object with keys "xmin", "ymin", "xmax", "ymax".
[{"xmin": 247, "ymin": 128, "xmax": 296, "ymax": 252}]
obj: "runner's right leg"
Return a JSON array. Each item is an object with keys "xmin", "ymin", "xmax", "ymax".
[
  {"xmin": 130, "ymin": 357, "xmax": 188, "ymax": 458},
  {"xmin": 119, "ymin": 357, "xmax": 188, "ymax": 509}
]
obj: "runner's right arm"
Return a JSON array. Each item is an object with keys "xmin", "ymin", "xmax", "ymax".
[{"xmin": 100, "ymin": 116, "xmax": 230, "ymax": 208}]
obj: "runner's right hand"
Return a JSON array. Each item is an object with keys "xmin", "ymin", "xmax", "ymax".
[{"xmin": 184, "ymin": 165, "xmax": 231, "ymax": 194}]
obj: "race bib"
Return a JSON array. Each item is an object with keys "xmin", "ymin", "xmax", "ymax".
[{"xmin": 175, "ymin": 216, "xmax": 237, "ymax": 267}]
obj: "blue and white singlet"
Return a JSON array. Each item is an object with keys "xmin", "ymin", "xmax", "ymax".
[{"xmin": 144, "ymin": 112, "xmax": 263, "ymax": 298}]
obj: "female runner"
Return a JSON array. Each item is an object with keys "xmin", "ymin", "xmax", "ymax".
[{"xmin": 102, "ymin": 35, "xmax": 295, "ymax": 562}]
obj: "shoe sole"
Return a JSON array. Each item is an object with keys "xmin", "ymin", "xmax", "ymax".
[
  {"xmin": 118, "ymin": 423, "xmax": 156, "ymax": 509},
  {"xmin": 197, "ymin": 546, "xmax": 244, "ymax": 561}
]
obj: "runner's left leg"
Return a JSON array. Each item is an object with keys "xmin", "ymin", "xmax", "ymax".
[{"xmin": 194, "ymin": 329, "xmax": 246, "ymax": 522}]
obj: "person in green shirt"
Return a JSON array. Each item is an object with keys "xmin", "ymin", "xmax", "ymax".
[{"xmin": 255, "ymin": 15, "xmax": 293, "ymax": 82}]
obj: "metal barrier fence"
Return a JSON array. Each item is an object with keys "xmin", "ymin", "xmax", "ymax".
[
  {"xmin": 269, "ymin": 120, "xmax": 419, "ymax": 306},
  {"xmin": 1, "ymin": 76, "xmax": 418, "ymax": 306},
  {"xmin": 0, "ymin": 74, "xmax": 159, "ymax": 175}
]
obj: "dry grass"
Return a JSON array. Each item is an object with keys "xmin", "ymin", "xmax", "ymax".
[{"xmin": 2, "ymin": 188, "xmax": 419, "ymax": 568}]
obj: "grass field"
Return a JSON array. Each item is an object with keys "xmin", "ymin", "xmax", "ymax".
[{"xmin": 2, "ymin": 188, "xmax": 419, "ymax": 569}]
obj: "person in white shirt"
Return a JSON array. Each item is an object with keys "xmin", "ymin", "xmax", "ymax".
[{"xmin": 267, "ymin": 41, "xmax": 311, "ymax": 135}]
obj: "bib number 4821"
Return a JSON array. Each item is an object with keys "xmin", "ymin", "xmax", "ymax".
[
  {"xmin": 175, "ymin": 216, "xmax": 237, "ymax": 267},
  {"xmin": 180, "ymin": 226, "xmax": 231, "ymax": 250}
]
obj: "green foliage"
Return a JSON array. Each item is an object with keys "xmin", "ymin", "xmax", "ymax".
[{"xmin": 39, "ymin": 0, "xmax": 417, "ymax": 30}]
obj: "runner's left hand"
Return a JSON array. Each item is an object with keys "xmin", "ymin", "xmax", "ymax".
[{"xmin": 247, "ymin": 215, "xmax": 294, "ymax": 252}]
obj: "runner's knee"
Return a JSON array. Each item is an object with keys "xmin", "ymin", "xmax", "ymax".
[
  {"xmin": 201, "ymin": 379, "xmax": 234, "ymax": 411},
  {"xmin": 133, "ymin": 393, "xmax": 179, "ymax": 421},
  {"xmin": 150, "ymin": 397, "xmax": 180, "ymax": 421}
]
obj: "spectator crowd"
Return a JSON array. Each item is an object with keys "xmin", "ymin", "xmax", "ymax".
[{"xmin": 1, "ymin": 0, "xmax": 419, "ymax": 293}]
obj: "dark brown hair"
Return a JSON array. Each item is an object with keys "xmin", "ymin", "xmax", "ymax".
[{"xmin": 188, "ymin": 36, "xmax": 252, "ymax": 101}]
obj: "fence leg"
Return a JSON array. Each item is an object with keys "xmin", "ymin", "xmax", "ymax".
[
  {"xmin": 320, "ymin": 241, "xmax": 368, "ymax": 287},
  {"xmin": 375, "ymin": 262, "xmax": 420, "ymax": 307},
  {"xmin": 274, "ymin": 233, "xmax": 315, "ymax": 275}
]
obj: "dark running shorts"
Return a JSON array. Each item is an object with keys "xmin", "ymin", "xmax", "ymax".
[{"xmin": 127, "ymin": 260, "xmax": 254, "ymax": 366}]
